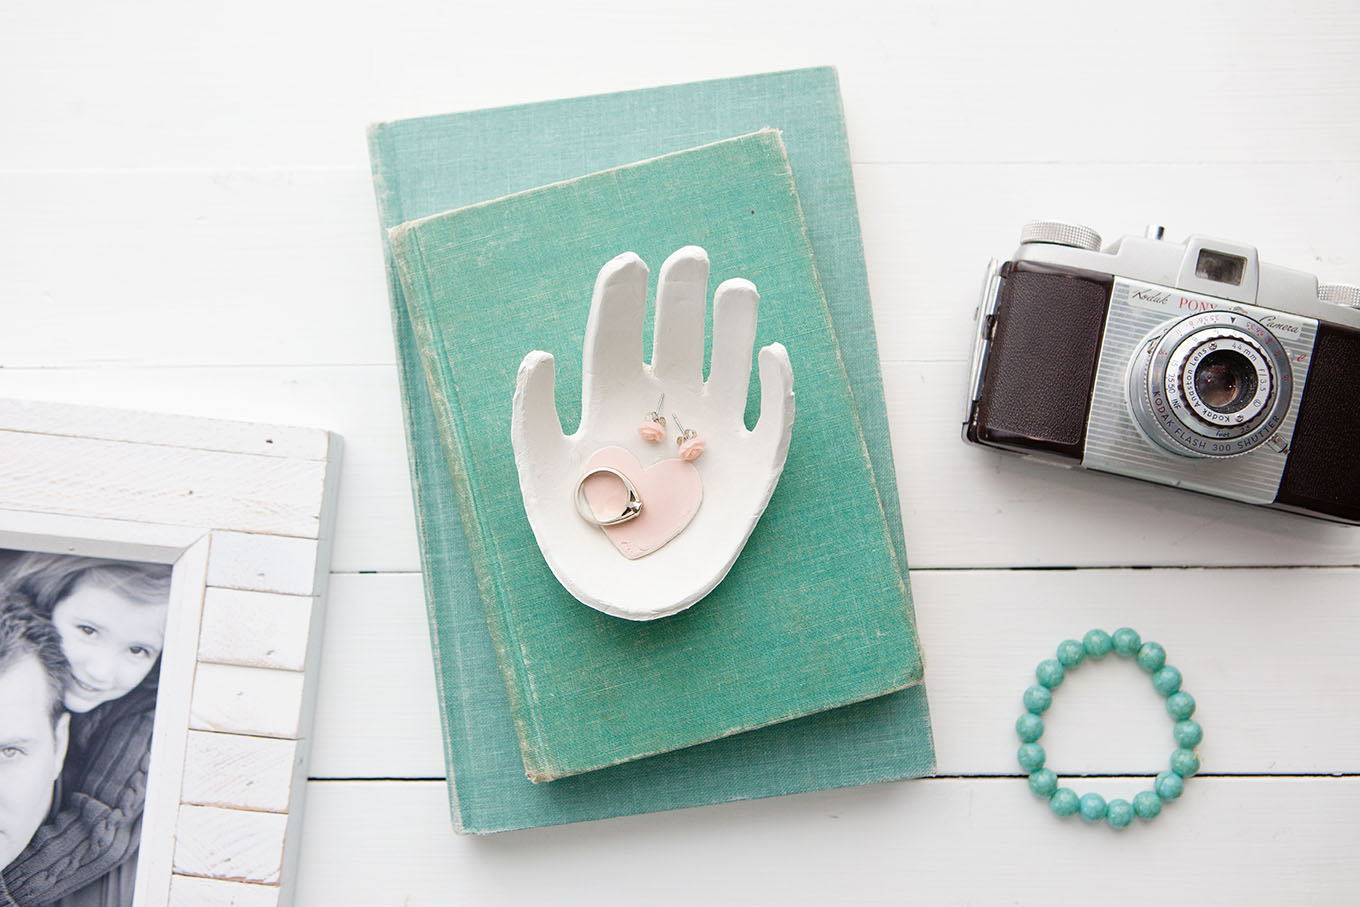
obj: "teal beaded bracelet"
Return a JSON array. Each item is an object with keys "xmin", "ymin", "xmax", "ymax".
[{"xmin": 1015, "ymin": 629, "xmax": 1202, "ymax": 829}]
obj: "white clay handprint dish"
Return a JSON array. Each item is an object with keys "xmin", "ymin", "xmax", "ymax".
[{"xmin": 511, "ymin": 246, "xmax": 795, "ymax": 620}]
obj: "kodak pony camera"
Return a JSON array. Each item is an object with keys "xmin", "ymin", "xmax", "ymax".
[{"xmin": 964, "ymin": 221, "xmax": 1360, "ymax": 524}]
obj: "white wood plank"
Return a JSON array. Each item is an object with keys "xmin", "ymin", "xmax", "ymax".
[
  {"xmin": 169, "ymin": 875, "xmax": 280, "ymax": 907},
  {"xmin": 3, "ymin": 2, "xmax": 1359, "ymax": 170},
  {"xmin": 856, "ymin": 164, "xmax": 1360, "ymax": 367},
  {"xmin": 174, "ymin": 804, "xmax": 288, "ymax": 886},
  {"xmin": 292, "ymin": 777, "xmax": 1360, "ymax": 906},
  {"xmin": 303, "ymin": 569, "xmax": 1360, "ymax": 779},
  {"xmin": 190, "ymin": 663, "xmax": 306, "ymax": 740},
  {"xmin": 0, "ymin": 508, "xmax": 207, "ymax": 562},
  {"xmin": 0, "ymin": 430, "xmax": 329, "ymax": 539},
  {"xmin": 274, "ymin": 434, "xmax": 342, "ymax": 906},
  {"xmin": 912, "ymin": 567, "xmax": 1360, "ymax": 774},
  {"xmin": 139, "ymin": 535, "xmax": 213, "ymax": 907},
  {"xmin": 0, "ymin": 399, "xmax": 328, "ymax": 460},
  {"xmin": 308, "ymin": 572, "xmax": 444, "ymax": 779},
  {"xmin": 207, "ymin": 532, "xmax": 320, "ymax": 596},
  {"xmin": 0, "ymin": 170, "xmax": 393, "ymax": 369},
  {"xmin": 181, "ymin": 731, "xmax": 300, "ymax": 813},
  {"xmin": 4, "ymin": 361, "xmax": 1359, "ymax": 571},
  {"xmin": 0, "ymin": 367, "xmax": 415, "ymax": 574},
  {"xmin": 170, "ymin": 875, "xmax": 280, "ymax": 907},
  {"xmin": 198, "ymin": 588, "xmax": 314, "ymax": 671},
  {"xmin": 3, "ymin": 165, "xmax": 1358, "ymax": 370}
]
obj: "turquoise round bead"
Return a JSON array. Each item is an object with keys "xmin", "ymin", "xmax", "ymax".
[
  {"xmin": 1174, "ymin": 719, "xmax": 1203, "ymax": 748},
  {"xmin": 1056, "ymin": 639, "xmax": 1086, "ymax": 668},
  {"xmin": 1166, "ymin": 691, "xmax": 1196, "ymax": 720},
  {"xmin": 1023, "ymin": 684, "xmax": 1052, "ymax": 714},
  {"xmin": 1016, "ymin": 712, "xmax": 1044, "ymax": 743},
  {"xmin": 1106, "ymin": 798, "xmax": 1134, "ymax": 829},
  {"xmin": 1137, "ymin": 641, "xmax": 1166, "ymax": 673},
  {"xmin": 1152, "ymin": 665, "xmax": 1183, "ymax": 695},
  {"xmin": 1078, "ymin": 792, "xmax": 1107, "ymax": 822},
  {"xmin": 1171, "ymin": 748, "xmax": 1200, "ymax": 778},
  {"xmin": 1049, "ymin": 788, "xmax": 1079, "ymax": 817},
  {"xmin": 1035, "ymin": 659, "xmax": 1066, "ymax": 689},
  {"xmin": 1082, "ymin": 629, "xmax": 1113, "ymax": 659},
  {"xmin": 1017, "ymin": 743, "xmax": 1046, "ymax": 773},
  {"xmin": 1132, "ymin": 790, "xmax": 1162, "ymax": 820},
  {"xmin": 1028, "ymin": 768, "xmax": 1058, "ymax": 797},
  {"xmin": 1111, "ymin": 627, "xmax": 1141, "ymax": 656},
  {"xmin": 1155, "ymin": 771, "xmax": 1184, "ymax": 801}
]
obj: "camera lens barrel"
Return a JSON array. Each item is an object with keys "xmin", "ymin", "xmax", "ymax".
[
  {"xmin": 1129, "ymin": 312, "xmax": 1294, "ymax": 458},
  {"xmin": 1168, "ymin": 330, "xmax": 1273, "ymax": 433}
]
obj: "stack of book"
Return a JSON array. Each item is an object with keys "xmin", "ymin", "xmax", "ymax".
[{"xmin": 367, "ymin": 67, "xmax": 935, "ymax": 834}]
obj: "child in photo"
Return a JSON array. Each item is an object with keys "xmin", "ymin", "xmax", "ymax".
[{"xmin": 2, "ymin": 554, "xmax": 171, "ymax": 907}]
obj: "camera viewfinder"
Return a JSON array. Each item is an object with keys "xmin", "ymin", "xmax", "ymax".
[{"xmin": 1195, "ymin": 249, "xmax": 1248, "ymax": 285}]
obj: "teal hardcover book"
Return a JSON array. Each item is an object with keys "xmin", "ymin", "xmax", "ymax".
[
  {"xmin": 391, "ymin": 131, "xmax": 922, "ymax": 782},
  {"xmin": 368, "ymin": 67, "xmax": 934, "ymax": 833}
]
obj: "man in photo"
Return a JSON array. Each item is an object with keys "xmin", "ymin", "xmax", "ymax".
[
  {"xmin": 1, "ymin": 554, "xmax": 170, "ymax": 907},
  {"xmin": 0, "ymin": 593, "xmax": 69, "ymax": 907}
]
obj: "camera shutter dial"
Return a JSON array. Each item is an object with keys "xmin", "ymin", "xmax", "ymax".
[
  {"xmin": 1319, "ymin": 283, "xmax": 1360, "ymax": 309},
  {"xmin": 1019, "ymin": 221, "xmax": 1102, "ymax": 252}
]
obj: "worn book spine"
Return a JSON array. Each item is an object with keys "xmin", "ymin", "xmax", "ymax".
[
  {"xmin": 387, "ymin": 223, "xmax": 550, "ymax": 778},
  {"xmin": 367, "ymin": 123, "xmax": 472, "ymax": 827}
]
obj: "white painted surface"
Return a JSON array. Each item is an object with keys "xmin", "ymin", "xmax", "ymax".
[
  {"xmin": 198, "ymin": 588, "xmax": 315, "ymax": 672},
  {"xmin": 0, "ymin": 430, "xmax": 328, "ymax": 538},
  {"xmin": 0, "ymin": 399, "xmax": 330, "ymax": 461},
  {"xmin": 189, "ymin": 663, "xmax": 308, "ymax": 740},
  {"xmin": 294, "ymin": 778, "xmax": 1360, "ymax": 906},
  {"xmin": 181, "ymin": 732, "xmax": 300, "ymax": 814},
  {"xmin": 206, "ymin": 532, "xmax": 323, "ymax": 596},
  {"xmin": 173, "ymin": 805, "xmax": 288, "ymax": 885},
  {"xmin": 168, "ymin": 875, "xmax": 281, "ymax": 907},
  {"xmin": 4, "ymin": 1, "xmax": 1360, "ymax": 903}
]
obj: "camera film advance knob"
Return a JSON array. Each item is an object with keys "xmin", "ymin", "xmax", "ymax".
[
  {"xmin": 1318, "ymin": 283, "xmax": 1360, "ymax": 309},
  {"xmin": 1019, "ymin": 221, "xmax": 1102, "ymax": 252}
]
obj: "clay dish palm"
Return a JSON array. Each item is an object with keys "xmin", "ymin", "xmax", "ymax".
[{"xmin": 511, "ymin": 246, "xmax": 795, "ymax": 620}]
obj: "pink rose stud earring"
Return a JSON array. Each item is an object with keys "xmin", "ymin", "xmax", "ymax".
[
  {"xmin": 637, "ymin": 394, "xmax": 666, "ymax": 442},
  {"xmin": 672, "ymin": 413, "xmax": 705, "ymax": 462}
]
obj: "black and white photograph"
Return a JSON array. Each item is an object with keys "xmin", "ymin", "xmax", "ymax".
[{"xmin": 0, "ymin": 550, "xmax": 171, "ymax": 907}]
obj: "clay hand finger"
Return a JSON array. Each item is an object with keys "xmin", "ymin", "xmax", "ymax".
[
  {"xmin": 581, "ymin": 252, "xmax": 648, "ymax": 423},
  {"xmin": 706, "ymin": 278, "xmax": 759, "ymax": 423},
  {"xmin": 512, "ymin": 351, "xmax": 568, "ymax": 461},
  {"xmin": 751, "ymin": 342, "xmax": 795, "ymax": 460},
  {"xmin": 649, "ymin": 246, "xmax": 709, "ymax": 391}
]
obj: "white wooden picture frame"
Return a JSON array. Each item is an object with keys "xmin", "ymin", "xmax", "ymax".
[{"xmin": 0, "ymin": 399, "xmax": 341, "ymax": 907}]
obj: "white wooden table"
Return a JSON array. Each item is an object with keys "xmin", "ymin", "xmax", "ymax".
[{"xmin": 4, "ymin": 2, "xmax": 1359, "ymax": 903}]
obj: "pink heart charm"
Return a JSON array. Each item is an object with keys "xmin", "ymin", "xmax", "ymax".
[{"xmin": 580, "ymin": 446, "xmax": 702, "ymax": 559}]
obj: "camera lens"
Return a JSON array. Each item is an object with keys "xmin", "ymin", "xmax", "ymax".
[
  {"xmin": 1192, "ymin": 349, "xmax": 1259, "ymax": 413},
  {"xmin": 1127, "ymin": 311, "xmax": 1294, "ymax": 459},
  {"xmin": 1174, "ymin": 333, "xmax": 1273, "ymax": 433}
]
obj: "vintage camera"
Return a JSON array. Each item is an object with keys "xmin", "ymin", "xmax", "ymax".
[{"xmin": 964, "ymin": 222, "xmax": 1360, "ymax": 524}]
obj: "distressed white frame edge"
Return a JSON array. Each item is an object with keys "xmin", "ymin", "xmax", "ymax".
[{"xmin": 0, "ymin": 402, "xmax": 341, "ymax": 907}]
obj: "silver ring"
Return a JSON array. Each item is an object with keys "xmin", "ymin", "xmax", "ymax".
[{"xmin": 574, "ymin": 467, "xmax": 643, "ymax": 526}]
